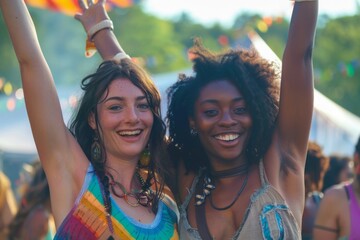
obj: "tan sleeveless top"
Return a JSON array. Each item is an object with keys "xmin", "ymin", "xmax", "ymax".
[{"xmin": 178, "ymin": 161, "xmax": 301, "ymax": 240}]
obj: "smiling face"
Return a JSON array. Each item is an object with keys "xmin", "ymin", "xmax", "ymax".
[
  {"xmin": 190, "ymin": 79, "xmax": 252, "ymax": 167},
  {"xmin": 89, "ymin": 78, "xmax": 154, "ymax": 162}
]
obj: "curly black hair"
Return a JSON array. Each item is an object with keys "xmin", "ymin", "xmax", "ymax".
[
  {"xmin": 166, "ymin": 39, "xmax": 280, "ymax": 173},
  {"xmin": 355, "ymin": 135, "xmax": 360, "ymax": 155},
  {"xmin": 69, "ymin": 60, "xmax": 167, "ymax": 213}
]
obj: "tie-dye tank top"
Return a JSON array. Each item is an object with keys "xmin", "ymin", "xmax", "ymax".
[{"xmin": 54, "ymin": 164, "xmax": 179, "ymax": 240}]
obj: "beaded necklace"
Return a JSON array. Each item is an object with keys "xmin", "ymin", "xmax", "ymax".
[{"xmin": 108, "ymin": 171, "xmax": 154, "ymax": 208}]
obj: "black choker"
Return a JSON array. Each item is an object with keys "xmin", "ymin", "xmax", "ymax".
[
  {"xmin": 195, "ymin": 164, "xmax": 250, "ymax": 210},
  {"xmin": 210, "ymin": 163, "xmax": 249, "ymax": 179}
]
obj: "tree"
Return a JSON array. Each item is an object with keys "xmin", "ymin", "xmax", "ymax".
[{"xmin": 314, "ymin": 15, "xmax": 360, "ymax": 116}]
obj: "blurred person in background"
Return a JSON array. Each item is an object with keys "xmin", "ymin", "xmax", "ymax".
[
  {"xmin": 314, "ymin": 135, "xmax": 360, "ymax": 240},
  {"xmin": 7, "ymin": 161, "xmax": 55, "ymax": 240},
  {"xmin": 302, "ymin": 141, "xmax": 329, "ymax": 240},
  {"xmin": 322, "ymin": 154, "xmax": 353, "ymax": 192},
  {"xmin": 0, "ymin": 171, "xmax": 17, "ymax": 238}
]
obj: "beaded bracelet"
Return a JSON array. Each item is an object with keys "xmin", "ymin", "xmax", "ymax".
[{"xmin": 87, "ymin": 19, "xmax": 114, "ymax": 41}]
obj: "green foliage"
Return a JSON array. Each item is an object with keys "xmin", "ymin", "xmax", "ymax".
[
  {"xmin": 314, "ymin": 15, "xmax": 360, "ymax": 116},
  {"xmin": 110, "ymin": 6, "xmax": 189, "ymax": 73}
]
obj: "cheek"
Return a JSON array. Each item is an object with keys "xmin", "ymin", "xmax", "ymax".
[{"xmin": 238, "ymin": 114, "xmax": 253, "ymax": 129}]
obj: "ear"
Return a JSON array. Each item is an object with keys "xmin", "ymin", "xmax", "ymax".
[{"xmin": 88, "ymin": 112, "xmax": 97, "ymax": 130}]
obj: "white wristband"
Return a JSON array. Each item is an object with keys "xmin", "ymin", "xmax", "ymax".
[
  {"xmin": 87, "ymin": 19, "xmax": 114, "ymax": 41},
  {"xmin": 113, "ymin": 52, "xmax": 131, "ymax": 62}
]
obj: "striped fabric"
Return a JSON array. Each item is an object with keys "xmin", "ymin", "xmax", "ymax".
[
  {"xmin": 54, "ymin": 166, "xmax": 179, "ymax": 240},
  {"xmin": 24, "ymin": 0, "xmax": 136, "ymax": 15}
]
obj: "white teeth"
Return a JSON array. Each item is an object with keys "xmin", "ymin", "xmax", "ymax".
[
  {"xmin": 215, "ymin": 134, "xmax": 239, "ymax": 141},
  {"xmin": 119, "ymin": 130, "xmax": 141, "ymax": 136}
]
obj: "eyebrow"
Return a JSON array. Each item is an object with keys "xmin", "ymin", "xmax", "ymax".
[
  {"xmin": 199, "ymin": 97, "xmax": 244, "ymax": 105},
  {"xmin": 104, "ymin": 96, "xmax": 147, "ymax": 103}
]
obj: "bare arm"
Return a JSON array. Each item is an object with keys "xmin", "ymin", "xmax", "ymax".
[
  {"xmin": 0, "ymin": 0, "xmax": 88, "ymax": 226},
  {"xmin": 279, "ymin": 1, "xmax": 318, "ymax": 168},
  {"xmin": 263, "ymin": 0, "xmax": 318, "ymax": 223},
  {"xmin": 0, "ymin": 0, "xmax": 63, "ymax": 166}
]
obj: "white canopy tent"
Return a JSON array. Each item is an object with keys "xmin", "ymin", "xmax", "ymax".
[{"xmin": 247, "ymin": 31, "xmax": 360, "ymax": 156}]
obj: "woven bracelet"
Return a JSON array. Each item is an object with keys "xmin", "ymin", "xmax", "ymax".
[
  {"xmin": 113, "ymin": 52, "xmax": 131, "ymax": 62},
  {"xmin": 87, "ymin": 19, "xmax": 114, "ymax": 41}
]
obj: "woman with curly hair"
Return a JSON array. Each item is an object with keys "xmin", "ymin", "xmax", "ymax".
[{"xmin": 165, "ymin": 1, "xmax": 318, "ymax": 239}]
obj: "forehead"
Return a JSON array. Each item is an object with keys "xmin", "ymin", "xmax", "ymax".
[
  {"xmin": 106, "ymin": 78, "xmax": 144, "ymax": 97},
  {"xmin": 198, "ymin": 80, "xmax": 242, "ymax": 100}
]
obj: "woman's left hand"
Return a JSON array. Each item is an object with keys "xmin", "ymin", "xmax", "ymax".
[{"xmin": 75, "ymin": 0, "xmax": 109, "ymax": 35}]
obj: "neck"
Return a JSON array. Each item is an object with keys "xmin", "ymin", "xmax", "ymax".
[
  {"xmin": 105, "ymin": 156, "xmax": 139, "ymax": 190},
  {"xmin": 210, "ymin": 162, "xmax": 249, "ymax": 179}
]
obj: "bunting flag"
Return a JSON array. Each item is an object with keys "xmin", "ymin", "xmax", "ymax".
[{"xmin": 24, "ymin": 0, "xmax": 136, "ymax": 15}]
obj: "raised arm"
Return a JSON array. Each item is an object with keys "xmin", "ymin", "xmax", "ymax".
[
  {"xmin": 263, "ymin": 0, "xmax": 318, "ymax": 224},
  {"xmin": 0, "ymin": 0, "xmax": 88, "ymax": 227},
  {"xmin": 0, "ymin": 0, "xmax": 73, "ymax": 168},
  {"xmin": 279, "ymin": 0, "xmax": 318, "ymax": 166}
]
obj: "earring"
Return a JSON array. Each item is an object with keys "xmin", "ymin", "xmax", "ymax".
[
  {"xmin": 139, "ymin": 146, "xmax": 150, "ymax": 167},
  {"xmin": 190, "ymin": 128, "xmax": 198, "ymax": 136},
  {"xmin": 91, "ymin": 134, "xmax": 102, "ymax": 162}
]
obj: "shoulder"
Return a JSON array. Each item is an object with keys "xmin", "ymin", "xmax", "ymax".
[
  {"xmin": 323, "ymin": 183, "xmax": 347, "ymax": 201},
  {"xmin": 318, "ymin": 184, "xmax": 347, "ymax": 215},
  {"xmin": 161, "ymin": 185, "xmax": 180, "ymax": 222},
  {"xmin": 177, "ymin": 162, "xmax": 197, "ymax": 204}
]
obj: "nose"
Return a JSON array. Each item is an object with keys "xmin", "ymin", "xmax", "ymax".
[
  {"xmin": 219, "ymin": 111, "xmax": 237, "ymax": 127},
  {"xmin": 124, "ymin": 106, "xmax": 140, "ymax": 124}
]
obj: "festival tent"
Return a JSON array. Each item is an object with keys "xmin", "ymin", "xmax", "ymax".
[{"xmin": 246, "ymin": 31, "xmax": 360, "ymax": 156}]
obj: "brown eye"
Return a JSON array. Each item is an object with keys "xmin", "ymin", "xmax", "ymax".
[
  {"xmin": 204, "ymin": 109, "xmax": 218, "ymax": 117},
  {"xmin": 234, "ymin": 107, "xmax": 247, "ymax": 114}
]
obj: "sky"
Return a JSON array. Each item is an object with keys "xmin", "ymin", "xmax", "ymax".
[{"xmin": 143, "ymin": 0, "xmax": 359, "ymax": 27}]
